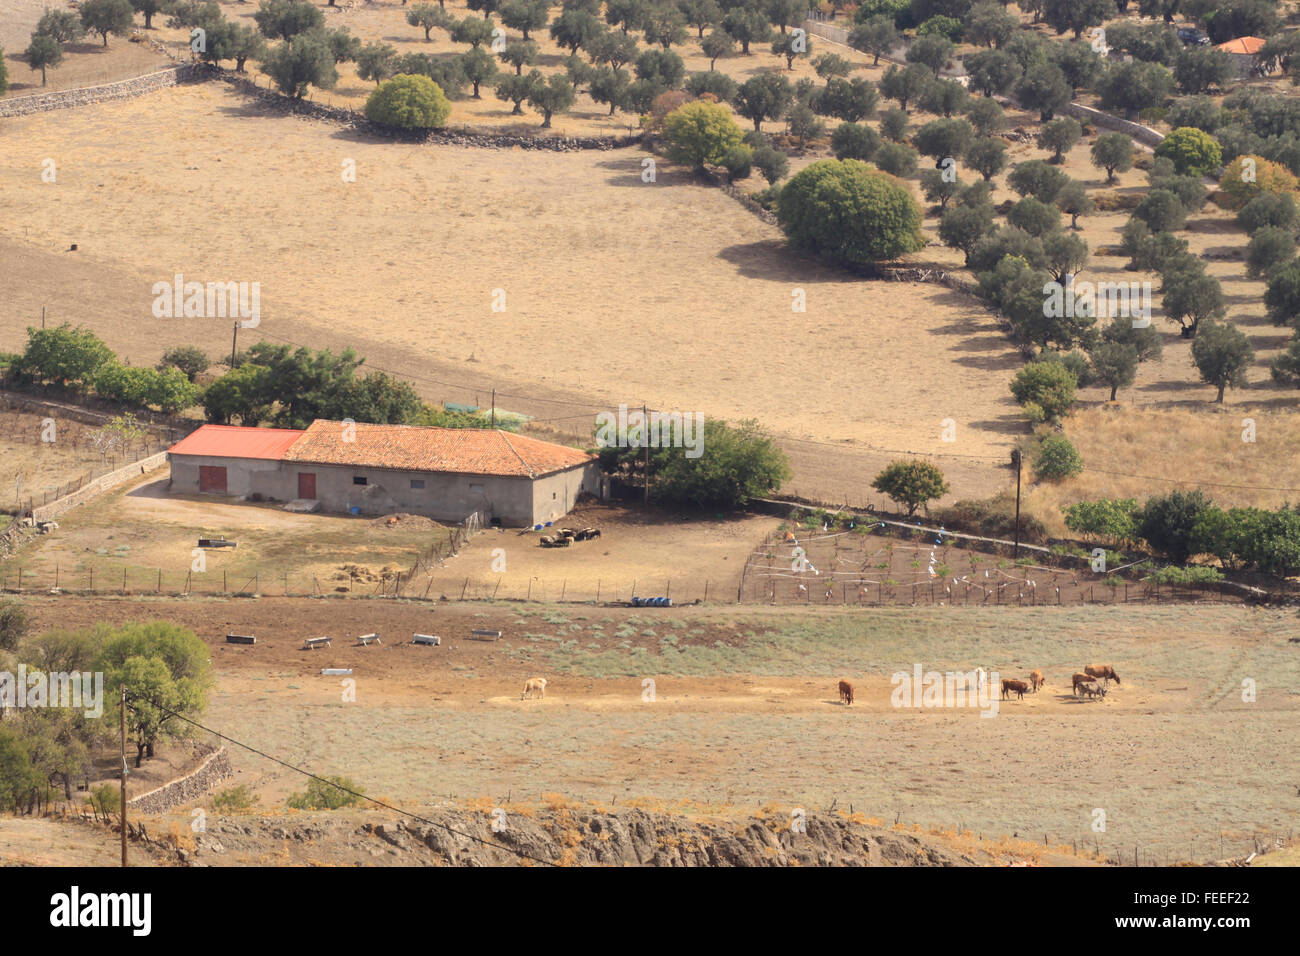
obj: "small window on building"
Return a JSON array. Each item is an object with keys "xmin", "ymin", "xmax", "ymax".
[
  {"xmin": 353, "ymin": 476, "xmax": 367, "ymax": 486},
  {"xmin": 553, "ymin": 492, "xmax": 557, "ymax": 499},
  {"xmin": 410, "ymin": 479, "xmax": 425, "ymax": 490},
  {"xmin": 469, "ymin": 483, "xmax": 483, "ymax": 493}
]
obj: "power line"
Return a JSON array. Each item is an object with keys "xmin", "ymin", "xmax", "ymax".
[{"xmin": 125, "ymin": 694, "xmax": 558, "ymax": 867}]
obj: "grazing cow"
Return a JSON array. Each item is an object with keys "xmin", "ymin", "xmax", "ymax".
[
  {"xmin": 585, "ymin": 528, "xmax": 601, "ymax": 540},
  {"xmin": 521, "ymin": 677, "xmax": 548, "ymax": 700},
  {"xmin": 1080, "ymin": 682, "xmax": 1107, "ymax": 701},
  {"xmin": 1072, "ymin": 673, "xmax": 1097, "ymax": 696},
  {"xmin": 1001, "ymin": 679, "xmax": 1029, "ymax": 700},
  {"xmin": 1029, "ymin": 669, "xmax": 1045, "ymax": 693},
  {"xmin": 838, "ymin": 680, "xmax": 854, "ymax": 706},
  {"xmin": 1085, "ymin": 664, "xmax": 1120, "ymax": 685}
]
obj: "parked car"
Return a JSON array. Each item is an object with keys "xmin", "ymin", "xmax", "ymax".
[{"xmin": 1177, "ymin": 27, "xmax": 1211, "ymax": 46}]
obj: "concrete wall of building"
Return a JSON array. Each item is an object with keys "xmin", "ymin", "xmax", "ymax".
[
  {"xmin": 169, "ymin": 454, "xmax": 601, "ymax": 526},
  {"xmin": 531, "ymin": 463, "xmax": 602, "ymax": 525},
  {"xmin": 169, "ymin": 455, "xmax": 285, "ymax": 498}
]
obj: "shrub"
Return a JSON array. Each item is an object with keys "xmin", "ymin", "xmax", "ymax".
[
  {"xmin": 776, "ymin": 159, "xmax": 925, "ymax": 263},
  {"xmin": 721, "ymin": 144, "xmax": 754, "ymax": 182},
  {"xmin": 662, "ymin": 100, "xmax": 744, "ymax": 168},
  {"xmin": 1143, "ymin": 565, "xmax": 1224, "ymax": 586},
  {"xmin": 871, "ymin": 460, "xmax": 949, "ymax": 516},
  {"xmin": 287, "ymin": 775, "xmax": 366, "ymax": 810},
  {"xmin": 1154, "ymin": 127, "xmax": 1223, "ymax": 177},
  {"xmin": 1217, "ymin": 154, "xmax": 1300, "ymax": 210},
  {"xmin": 212, "ymin": 785, "xmax": 259, "ymax": 813},
  {"xmin": 0, "ymin": 601, "xmax": 29, "ymax": 652},
  {"xmin": 916, "ymin": 15, "xmax": 962, "ymax": 42},
  {"xmin": 1010, "ymin": 361, "xmax": 1076, "ymax": 423},
  {"xmin": 12, "ymin": 324, "xmax": 113, "ymax": 392},
  {"xmin": 364, "ymin": 74, "xmax": 451, "ymax": 128},
  {"xmin": 1032, "ymin": 434, "xmax": 1083, "ymax": 481},
  {"xmin": 935, "ymin": 494, "xmax": 1048, "ymax": 543},
  {"xmin": 158, "ymin": 346, "xmax": 210, "ymax": 383},
  {"xmin": 1063, "ymin": 498, "xmax": 1140, "ymax": 547}
]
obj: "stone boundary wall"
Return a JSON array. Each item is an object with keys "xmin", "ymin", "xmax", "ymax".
[
  {"xmin": 214, "ymin": 69, "xmax": 643, "ymax": 152},
  {"xmin": 128, "ymin": 747, "xmax": 233, "ymax": 814},
  {"xmin": 31, "ymin": 451, "xmax": 168, "ymax": 523},
  {"xmin": 0, "ymin": 65, "xmax": 202, "ymax": 118}
]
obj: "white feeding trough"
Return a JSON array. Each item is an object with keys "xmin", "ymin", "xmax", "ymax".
[
  {"xmin": 412, "ymin": 634, "xmax": 441, "ymax": 646},
  {"xmin": 321, "ymin": 668, "xmax": 352, "ymax": 676}
]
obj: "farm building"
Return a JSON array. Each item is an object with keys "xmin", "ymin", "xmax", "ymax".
[
  {"xmin": 1215, "ymin": 36, "xmax": 1266, "ymax": 75},
  {"xmin": 167, "ymin": 421, "xmax": 602, "ymax": 526}
]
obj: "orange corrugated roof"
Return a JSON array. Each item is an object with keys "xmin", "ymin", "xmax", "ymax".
[
  {"xmin": 281, "ymin": 421, "xmax": 593, "ymax": 478},
  {"xmin": 1215, "ymin": 36, "xmax": 1265, "ymax": 54},
  {"xmin": 168, "ymin": 425, "xmax": 306, "ymax": 460}
]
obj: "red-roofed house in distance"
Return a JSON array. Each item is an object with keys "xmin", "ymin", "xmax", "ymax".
[
  {"xmin": 1215, "ymin": 36, "xmax": 1267, "ymax": 76},
  {"xmin": 167, "ymin": 421, "xmax": 603, "ymax": 526}
]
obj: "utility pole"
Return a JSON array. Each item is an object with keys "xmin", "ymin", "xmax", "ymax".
[
  {"xmin": 41, "ymin": 306, "xmax": 46, "ymax": 329},
  {"xmin": 120, "ymin": 685, "xmax": 128, "ymax": 868},
  {"xmin": 642, "ymin": 404, "xmax": 650, "ymax": 508},
  {"xmin": 1011, "ymin": 449, "xmax": 1022, "ymax": 560},
  {"xmin": 230, "ymin": 321, "xmax": 239, "ymax": 368},
  {"xmin": 491, "ymin": 389, "xmax": 496, "ymax": 428}
]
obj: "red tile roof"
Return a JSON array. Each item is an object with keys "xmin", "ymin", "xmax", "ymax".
[
  {"xmin": 168, "ymin": 425, "xmax": 306, "ymax": 460},
  {"xmin": 281, "ymin": 421, "xmax": 594, "ymax": 478},
  {"xmin": 1216, "ymin": 36, "xmax": 1265, "ymax": 54}
]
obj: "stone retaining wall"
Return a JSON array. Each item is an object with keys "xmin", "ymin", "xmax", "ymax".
[
  {"xmin": 128, "ymin": 747, "xmax": 233, "ymax": 814},
  {"xmin": 0, "ymin": 65, "xmax": 202, "ymax": 118},
  {"xmin": 31, "ymin": 451, "xmax": 168, "ymax": 523}
]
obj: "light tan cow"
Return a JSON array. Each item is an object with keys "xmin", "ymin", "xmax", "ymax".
[
  {"xmin": 521, "ymin": 677, "xmax": 548, "ymax": 700},
  {"xmin": 1029, "ymin": 669, "xmax": 1045, "ymax": 693}
]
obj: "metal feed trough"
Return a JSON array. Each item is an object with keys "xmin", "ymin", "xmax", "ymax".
[
  {"xmin": 198, "ymin": 538, "xmax": 237, "ymax": 549},
  {"xmin": 412, "ymin": 634, "xmax": 441, "ymax": 646},
  {"xmin": 321, "ymin": 668, "xmax": 352, "ymax": 676},
  {"xmin": 468, "ymin": 629, "xmax": 501, "ymax": 642},
  {"xmin": 303, "ymin": 636, "xmax": 332, "ymax": 650},
  {"xmin": 355, "ymin": 633, "xmax": 381, "ymax": 646},
  {"xmin": 225, "ymin": 633, "xmax": 256, "ymax": 645}
]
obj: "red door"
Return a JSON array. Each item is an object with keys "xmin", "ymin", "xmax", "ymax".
[
  {"xmin": 298, "ymin": 472, "xmax": 316, "ymax": 499},
  {"xmin": 198, "ymin": 466, "xmax": 228, "ymax": 493}
]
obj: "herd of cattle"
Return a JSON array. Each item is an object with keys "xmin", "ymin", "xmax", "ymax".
[
  {"xmin": 837, "ymin": 664, "xmax": 1121, "ymax": 706},
  {"xmin": 539, "ymin": 527, "xmax": 601, "ymax": 548}
]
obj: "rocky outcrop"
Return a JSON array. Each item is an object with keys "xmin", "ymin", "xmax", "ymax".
[{"xmin": 179, "ymin": 807, "xmax": 986, "ymax": 867}]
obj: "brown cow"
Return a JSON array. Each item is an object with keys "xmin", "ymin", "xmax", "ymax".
[
  {"xmin": 1001, "ymin": 679, "xmax": 1029, "ymax": 700},
  {"xmin": 521, "ymin": 677, "xmax": 548, "ymax": 700},
  {"xmin": 838, "ymin": 680, "xmax": 854, "ymax": 706},
  {"xmin": 1072, "ymin": 673, "xmax": 1097, "ymax": 696},
  {"xmin": 1085, "ymin": 664, "xmax": 1120, "ymax": 685},
  {"xmin": 1029, "ymin": 669, "xmax": 1045, "ymax": 693}
]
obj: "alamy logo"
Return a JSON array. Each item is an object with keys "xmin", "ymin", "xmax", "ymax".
[
  {"xmin": 890, "ymin": 664, "xmax": 1000, "ymax": 718},
  {"xmin": 152, "ymin": 273, "xmax": 260, "ymax": 328},
  {"xmin": 0, "ymin": 666, "xmax": 103, "ymax": 718},
  {"xmin": 593, "ymin": 404, "xmax": 704, "ymax": 459},
  {"xmin": 1042, "ymin": 277, "xmax": 1151, "ymax": 328},
  {"xmin": 49, "ymin": 886, "xmax": 151, "ymax": 936}
]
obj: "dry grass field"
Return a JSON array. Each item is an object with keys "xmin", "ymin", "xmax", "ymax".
[
  {"xmin": 0, "ymin": 80, "xmax": 1025, "ymax": 505},
  {"xmin": 3, "ymin": 7, "xmax": 1298, "ymax": 514},
  {"xmin": 19, "ymin": 595, "xmax": 1300, "ymax": 863}
]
